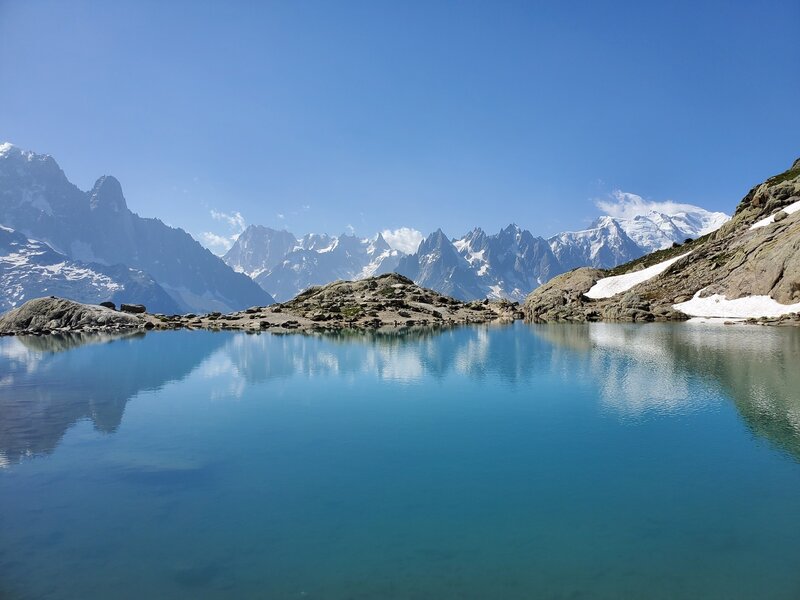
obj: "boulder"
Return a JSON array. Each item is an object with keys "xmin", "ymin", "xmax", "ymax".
[
  {"xmin": 99, "ymin": 301, "xmax": 116, "ymax": 310},
  {"xmin": 120, "ymin": 303, "xmax": 147, "ymax": 314},
  {"xmin": 0, "ymin": 297, "xmax": 142, "ymax": 334}
]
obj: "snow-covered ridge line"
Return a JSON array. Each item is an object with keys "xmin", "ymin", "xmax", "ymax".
[
  {"xmin": 674, "ymin": 291, "xmax": 800, "ymax": 318},
  {"xmin": 749, "ymin": 199, "xmax": 800, "ymax": 230},
  {"xmin": 585, "ymin": 252, "xmax": 691, "ymax": 299}
]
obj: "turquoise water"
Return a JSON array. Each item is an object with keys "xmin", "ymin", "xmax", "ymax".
[{"xmin": 1, "ymin": 323, "xmax": 800, "ymax": 599}]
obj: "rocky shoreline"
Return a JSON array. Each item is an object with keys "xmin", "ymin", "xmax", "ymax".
[{"xmin": 0, "ymin": 273, "xmax": 525, "ymax": 337}]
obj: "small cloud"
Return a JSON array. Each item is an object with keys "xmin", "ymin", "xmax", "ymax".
[
  {"xmin": 201, "ymin": 209, "xmax": 247, "ymax": 255},
  {"xmin": 345, "ymin": 224, "xmax": 355, "ymax": 235},
  {"xmin": 596, "ymin": 190, "xmax": 709, "ymax": 220},
  {"xmin": 301, "ymin": 204, "xmax": 311, "ymax": 211},
  {"xmin": 200, "ymin": 231, "xmax": 237, "ymax": 254},
  {"xmin": 277, "ymin": 213, "xmax": 285, "ymax": 220},
  {"xmin": 381, "ymin": 227, "xmax": 423, "ymax": 254},
  {"xmin": 211, "ymin": 209, "xmax": 246, "ymax": 232}
]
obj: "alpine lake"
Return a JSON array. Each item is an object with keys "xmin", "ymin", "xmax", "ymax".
[{"xmin": 1, "ymin": 322, "xmax": 799, "ymax": 599}]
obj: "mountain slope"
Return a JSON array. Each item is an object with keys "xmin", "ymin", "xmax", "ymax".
[
  {"xmin": 0, "ymin": 225, "xmax": 180, "ymax": 313},
  {"xmin": 524, "ymin": 159, "xmax": 800, "ymax": 323},
  {"xmin": 0, "ymin": 143, "xmax": 273, "ymax": 313}
]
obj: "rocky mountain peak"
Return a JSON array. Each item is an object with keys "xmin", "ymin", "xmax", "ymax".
[
  {"xmin": 0, "ymin": 143, "xmax": 65, "ymax": 181},
  {"xmin": 88, "ymin": 175, "xmax": 127, "ymax": 213},
  {"xmin": 421, "ymin": 228, "xmax": 450, "ymax": 250},
  {"xmin": 370, "ymin": 232, "xmax": 392, "ymax": 253}
]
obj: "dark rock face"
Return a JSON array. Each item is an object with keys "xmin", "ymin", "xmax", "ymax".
[
  {"xmin": 524, "ymin": 158, "xmax": 800, "ymax": 323},
  {"xmin": 0, "ymin": 145, "xmax": 274, "ymax": 313},
  {"xmin": 120, "ymin": 303, "xmax": 146, "ymax": 314},
  {"xmin": 99, "ymin": 301, "xmax": 116, "ymax": 309}
]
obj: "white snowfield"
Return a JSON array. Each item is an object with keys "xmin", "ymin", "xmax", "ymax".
[
  {"xmin": 749, "ymin": 199, "xmax": 800, "ymax": 230},
  {"xmin": 585, "ymin": 252, "xmax": 691, "ymax": 299},
  {"xmin": 673, "ymin": 292, "xmax": 800, "ymax": 319}
]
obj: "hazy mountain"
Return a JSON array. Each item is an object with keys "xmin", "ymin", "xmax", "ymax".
[
  {"xmin": 224, "ymin": 225, "xmax": 298, "ymax": 278},
  {"xmin": 0, "ymin": 143, "xmax": 273, "ymax": 313},
  {"xmin": 224, "ymin": 227, "xmax": 403, "ymax": 301},
  {"xmin": 0, "ymin": 225, "xmax": 180, "ymax": 313}
]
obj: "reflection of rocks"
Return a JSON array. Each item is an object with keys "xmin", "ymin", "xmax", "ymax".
[
  {"xmin": 0, "ymin": 331, "xmax": 226, "ymax": 464},
  {"xmin": 206, "ymin": 323, "xmax": 535, "ymax": 390},
  {"xmin": 533, "ymin": 323, "xmax": 800, "ymax": 460},
  {"xmin": 17, "ymin": 331, "xmax": 145, "ymax": 353}
]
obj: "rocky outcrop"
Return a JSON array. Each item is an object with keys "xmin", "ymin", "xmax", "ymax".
[
  {"xmin": 0, "ymin": 297, "xmax": 144, "ymax": 334},
  {"xmin": 524, "ymin": 159, "xmax": 800, "ymax": 323},
  {"xmin": 0, "ymin": 274, "xmax": 525, "ymax": 336},
  {"xmin": 522, "ymin": 268, "xmax": 603, "ymax": 322},
  {"xmin": 120, "ymin": 303, "xmax": 146, "ymax": 314}
]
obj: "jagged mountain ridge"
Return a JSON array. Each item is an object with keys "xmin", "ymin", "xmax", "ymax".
[
  {"xmin": 0, "ymin": 225, "xmax": 180, "ymax": 313},
  {"xmin": 224, "ymin": 228, "xmax": 403, "ymax": 301},
  {"xmin": 398, "ymin": 205, "xmax": 727, "ymax": 301},
  {"xmin": 0, "ymin": 143, "xmax": 273, "ymax": 313},
  {"xmin": 230, "ymin": 206, "xmax": 729, "ymax": 303}
]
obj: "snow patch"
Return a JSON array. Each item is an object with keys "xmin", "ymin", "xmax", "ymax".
[
  {"xmin": 673, "ymin": 292, "xmax": 800, "ymax": 318},
  {"xmin": 749, "ymin": 199, "xmax": 800, "ymax": 230},
  {"xmin": 585, "ymin": 252, "xmax": 691, "ymax": 299}
]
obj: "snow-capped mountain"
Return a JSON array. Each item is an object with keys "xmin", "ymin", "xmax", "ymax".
[
  {"xmin": 228, "ymin": 204, "xmax": 730, "ymax": 304},
  {"xmin": 0, "ymin": 225, "xmax": 180, "ymax": 313},
  {"xmin": 548, "ymin": 217, "xmax": 644, "ymax": 271},
  {"xmin": 613, "ymin": 209, "xmax": 729, "ymax": 253},
  {"xmin": 397, "ymin": 225, "xmax": 567, "ymax": 301},
  {"xmin": 224, "ymin": 227, "xmax": 403, "ymax": 301},
  {"xmin": 390, "ymin": 224, "xmax": 558, "ymax": 301},
  {"xmin": 0, "ymin": 143, "xmax": 273, "ymax": 313},
  {"xmin": 396, "ymin": 208, "xmax": 729, "ymax": 301}
]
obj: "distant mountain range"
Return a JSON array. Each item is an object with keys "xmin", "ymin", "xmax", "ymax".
[
  {"xmin": 0, "ymin": 142, "xmax": 729, "ymax": 310},
  {"xmin": 0, "ymin": 143, "xmax": 273, "ymax": 313},
  {"xmin": 226, "ymin": 206, "xmax": 728, "ymax": 302},
  {"xmin": 224, "ymin": 227, "xmax": 402, "ymax": 301}
]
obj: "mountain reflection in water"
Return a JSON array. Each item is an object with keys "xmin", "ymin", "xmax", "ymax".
[
  {"xmin": 533, "ymin": 323, "xmax": 800, "ymax": 461},
  {"xmin": 1, "ymin": 323, "xmax": 799, "ymax": 466}
]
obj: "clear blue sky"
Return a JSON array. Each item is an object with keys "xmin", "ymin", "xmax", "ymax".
[{"xmin": 1, "ymin": 0, "xmax": 798, "ymax": 252}]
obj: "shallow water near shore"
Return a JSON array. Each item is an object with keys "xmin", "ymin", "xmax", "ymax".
[{"xmin": 1, "ymin": 323, "xmax": 800, "ymax": 599}]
